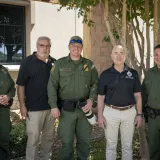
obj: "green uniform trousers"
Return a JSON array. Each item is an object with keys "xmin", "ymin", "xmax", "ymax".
[
  {"xmin": 58, "ymin": 108, "xmax": 92, "ymax": 160},
  {"xmin": 0, "ymin": 108, "xmax": 11, "ymax": 160},
  {"xmin": 148, "ymin": 116, "xmax": 160, "ymax": 160}
]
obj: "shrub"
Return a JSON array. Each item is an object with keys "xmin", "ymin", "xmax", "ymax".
[{"xmin": 10, "ymin": 121, "xmax": 27, "ymax": 159}]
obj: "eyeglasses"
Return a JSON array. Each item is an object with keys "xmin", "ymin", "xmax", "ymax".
[
  {"xmin": 69, "ymin": 39, "xmax": 82, "ymax": 44},
  {"xmin": 38, "ymin": 43, "xmax": 51, "ymax": 48}
]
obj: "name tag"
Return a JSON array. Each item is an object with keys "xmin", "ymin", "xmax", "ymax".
[{"xmin": 60, "ymin": 68, "xmax": 72, "ymax": 71}]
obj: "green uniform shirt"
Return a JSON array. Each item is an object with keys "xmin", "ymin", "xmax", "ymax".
[
  {"xmin": 0, "ymin": 65, "xmax": 15, "ymax": 99},
  {"xmin": 142, "ymin": 65, "xmax": 160, "ymax": 109},
  {"xmin": 48, "ymin": 55, "xmax": 98, "ymax": 108}
]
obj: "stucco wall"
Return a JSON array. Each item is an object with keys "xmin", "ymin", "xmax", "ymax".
[{"xmin": 30, "ymin": 2, "xmax": 83, "ymax": 59}]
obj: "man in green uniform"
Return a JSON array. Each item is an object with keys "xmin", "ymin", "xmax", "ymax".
[
  {"xmin": 0, "ymin": 65, "xmax": 15, "ymax": 160},
  {"xmin": 48, "ymin": 36, "xmax": 98, "ymax": 160},
  {"xmin": 142, "ymin": 44, "xmax": 160, "ymax": 160}
]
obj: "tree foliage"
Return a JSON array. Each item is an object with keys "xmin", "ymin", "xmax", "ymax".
[{"xmin": 57, "ymin": 0, "xmax": 160, "ymax": 73}]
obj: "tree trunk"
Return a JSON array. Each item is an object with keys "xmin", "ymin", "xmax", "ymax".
[
  {"xmin": 6, "ymin": 45, "xmax": 14, "ymax": 62},
  {"xmin": 121, "ymin": 0, "xmax": 127, "ymax": 52},
  {"xmin": 158, "ymin": 0, "xmax": 160, "ymax": 42},
  {"xmin": 145, "ymin": 0, "xmax": 151, "ymax": 70},
  {"xmin": 104, "ymin": 0, "xmax": 116, "ymax": 46},
  {"xmin": 154, "ymin": 0, "xmax": 159, "ymax": 46}
]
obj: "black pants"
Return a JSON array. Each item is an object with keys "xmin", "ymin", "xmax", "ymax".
[{"xmin": 0, "ymin": 108, "xmax": 11, "ymax": 160}]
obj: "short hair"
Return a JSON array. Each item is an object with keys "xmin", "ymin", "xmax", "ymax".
[
  {"xmin": 36, "ymin": 36, "xmax": 51, "ymax": 45},
  {"xmin": 112, "ymin": 45, "xmax": 123, "ymax": 51},
  {"xmin": 112, "ymin": 45, "xmax": 125, "ymax": 53},
  {"xmin": 154, "ymin": 44, "xmax": 160, "ymax": 50}
]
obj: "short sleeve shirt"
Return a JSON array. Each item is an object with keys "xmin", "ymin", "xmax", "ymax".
[
  {"xmin": 16, "ymin": 52, "xmax": 56, "ymax": 111},
  {"xmin": 98, "ymin": 64, "xmax": 141, "ymax": 107}
]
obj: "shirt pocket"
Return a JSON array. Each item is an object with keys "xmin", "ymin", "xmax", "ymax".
[
  {"xmin": 80, "ymin": 71, "xmax": 91, "ymax": 87},
  {"xmin": 59, "ymin": 71, "xmax": 73, "ymax": 88},
  {"xmin": 145, "ymin": 79, "xmax": 152, "ymax": 93}
]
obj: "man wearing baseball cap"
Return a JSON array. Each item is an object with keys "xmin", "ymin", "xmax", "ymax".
[{"xmin": 48, "ymin": 36, "xmax": 98, "ymax": 160}]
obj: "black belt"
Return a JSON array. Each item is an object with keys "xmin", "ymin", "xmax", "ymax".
[{"xmin": 59, "ymin": 99, "xmax": 87, "ymax": 112}]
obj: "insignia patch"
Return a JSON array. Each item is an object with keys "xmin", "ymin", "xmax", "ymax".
[
  {"xmin": 83, "ymin": 64, "xmax": 89, "ymax": 71},
  {"xmin": 126, "ymin": 71, "xmax": 134, "ymax": 79},
  {"xmin": 60, "ymin": 68, "xmax": 72, "ymax": 71},
  {"xmin": 51, "ymin": 66, "xmax": 55, "ymax": 72},
  {"xmin": 127, "ymin": 71, "xmax": 132, "ymax": 77}
]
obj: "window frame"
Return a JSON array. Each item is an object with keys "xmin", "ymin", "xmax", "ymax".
[{"xmin": 0, "ymin": 3, "xmax": 26, "ymax": 65}]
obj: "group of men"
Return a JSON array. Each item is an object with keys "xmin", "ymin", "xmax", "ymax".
[{"xmin": 0, "ymin": 35, "xmax": 160, "ymax": 160}]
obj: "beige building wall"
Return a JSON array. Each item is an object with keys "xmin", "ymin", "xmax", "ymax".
[{"xmin": 30, "ymin": 2, "xmax": 83, "ymax": 59}]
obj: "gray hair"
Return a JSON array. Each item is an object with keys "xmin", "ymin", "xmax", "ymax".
[
  {"xmin": 112, "ymin": 45, "xmax": 125, "ymax": 54},
  {"xmin": 36, "ymin": 36, "xmax": 51, "ymax": 45}
]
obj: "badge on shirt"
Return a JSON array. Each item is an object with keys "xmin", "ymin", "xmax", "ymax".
[
  {"xmin": 83, "ymin": 64, "xmax": 89, "ymax": 71},
  {"xmin": 126, "ymin": 71, "xmax": 134, "ymax": 79}
]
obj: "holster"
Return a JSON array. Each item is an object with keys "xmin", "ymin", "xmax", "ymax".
[{"xmin": 143, "ymin": 105, "xmax": 160, "ymax": 121}]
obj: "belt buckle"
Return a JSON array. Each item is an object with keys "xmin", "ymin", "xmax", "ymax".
[
  {"xmin": 110, "ymin": 105, "xmax": 113, "ymax": 108},
  {"xmin": 128, "ymin": 105, "xmax": 132, "ymax": 109},
  {"xmin": 125, "ymin": 105, "xmax": 132, "ymax": 110}
]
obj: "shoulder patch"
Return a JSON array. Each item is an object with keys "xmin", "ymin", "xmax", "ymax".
[
  {"xmin": 83, "ymin": 64, "xmax": 89, "ymax": 71},
  {"xmin": 51, "ymin": 66, "xmax": 55, "ymax": 72}
]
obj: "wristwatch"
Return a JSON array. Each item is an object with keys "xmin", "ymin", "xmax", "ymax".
[{"xmin": 136, "ymin": 113, "xmax": 143, "ymax": 117}]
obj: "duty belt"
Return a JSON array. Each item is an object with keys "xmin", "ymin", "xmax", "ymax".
[
  {"xmin": 59, "ymin": 99, "xmax": 87, "ymax": 112},
  {"xmin": 143, "ymin": 105, "xmax": 160, "ymax": 119},
  {"xmin": 106, "ymin": 104, "xmax": 134, "ymax": 111}
]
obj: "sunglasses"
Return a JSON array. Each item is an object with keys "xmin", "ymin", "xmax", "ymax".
[{"xmin": 70, "ymin": 39, "xmax": 82, "ymax": 44}]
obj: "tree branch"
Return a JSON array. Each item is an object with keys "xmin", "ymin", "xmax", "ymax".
[
  {"xmin": 104, "ymin": 0, "xmax": 116, "ymax": 46},
  {"xmin": 154, "ymin": 0, "xmax": 159, "ymax": 46},
  {"xmin": 121, "ymin": 0, "xmax": 127, "ymax": 52}
]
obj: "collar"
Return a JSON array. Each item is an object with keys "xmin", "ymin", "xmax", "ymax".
[
  {"xmin": 110, "ymin": 63, "xmax": 130, "ymax": 72},
  {"xmin": 66, "ymin": 54, "xmax": 84, "ymax": 62},
  {"xmin": 31, "ymin": 52, "xmax": 56, "ymax": 64},
  {"xmin": 31, "ymin": 52, "xmax": 38, "ymax": 61},
  {"xmin": 152, "ymin": 65, "xmax": 160, "ymax": 72}
]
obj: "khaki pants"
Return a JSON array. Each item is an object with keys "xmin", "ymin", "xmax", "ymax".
[
  {"xmin": 26, "ymin": 110, "xmax": 55, "ymax": 160},
  {"xmin": 103, "ymin": 105, "xmax": 136, "ymax": 160}
]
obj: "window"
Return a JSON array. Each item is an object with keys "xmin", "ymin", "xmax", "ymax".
[{"xmin": 0, "ymin": 4, "xmax": 25, "ymax": 64}]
